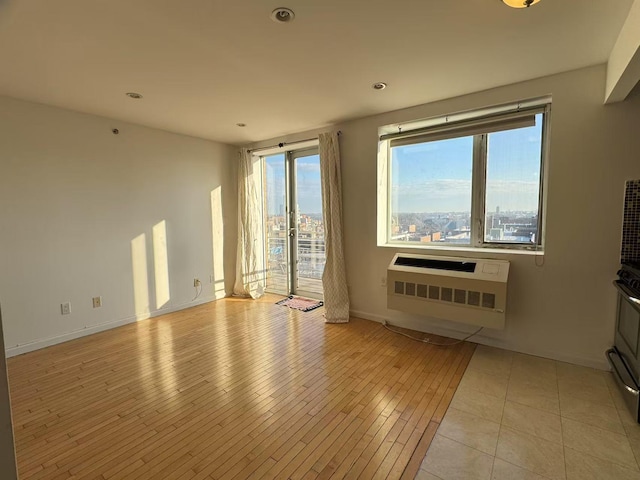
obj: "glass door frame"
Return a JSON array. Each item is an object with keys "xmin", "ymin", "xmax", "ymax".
[
  {"xmin": 261, "ymin": 146, "xmax": 323, "ymax": 299},
  {"xmin": 288, "ymin": 147, "xmax": 322, "ymax": 300}
]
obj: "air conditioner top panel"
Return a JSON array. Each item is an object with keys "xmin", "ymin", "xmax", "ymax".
[{"xmin": 387, "ymin": 253, "xmax": 509, "ymax": 283}]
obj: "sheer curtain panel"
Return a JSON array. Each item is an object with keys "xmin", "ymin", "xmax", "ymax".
[
  {"xmin": 233, "ymin": 148, "xmax": 265, "ymax": 299},
  {"xmin": 319, "ymin": 132, "xmax": 350, "ymax": 323}
]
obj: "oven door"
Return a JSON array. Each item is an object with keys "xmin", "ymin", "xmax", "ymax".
[
  {"xmin": 607, "ymin": 347, "xmax": 640, "ymax": 422},
  {"xmin": 609, "ymin": 280, "xmax": 640, "ymax": 422},
  {"xmin": 614, "ymin": 280, "xmax": 640, "ymax": 374}
]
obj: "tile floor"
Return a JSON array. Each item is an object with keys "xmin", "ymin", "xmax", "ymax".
[{"xmin": 416, "ymin": 345, "xmax": 640, "ymax": 480}]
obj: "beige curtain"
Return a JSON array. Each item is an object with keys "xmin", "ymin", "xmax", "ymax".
[
  {"xmin": 233, "ymin": 148, "xmax": 265, "ymax": 299},
  {"xmin": 319, "ymin": 132, "xmax": 349, "ymax": 323}
]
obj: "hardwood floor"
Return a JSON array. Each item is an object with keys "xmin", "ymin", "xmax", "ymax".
[{"xmin": 8, "ymin": 295, "xmax": 475, "ymax": 479}]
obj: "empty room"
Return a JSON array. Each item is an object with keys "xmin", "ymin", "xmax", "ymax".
[{"xmin": 2, "ymin": 1, "xmax": 640, "ymax": 479}]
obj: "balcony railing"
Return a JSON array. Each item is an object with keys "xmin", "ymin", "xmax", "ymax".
[{"xmin": 266, "ymin": 236, "xmax": 325, "ymax": 294}]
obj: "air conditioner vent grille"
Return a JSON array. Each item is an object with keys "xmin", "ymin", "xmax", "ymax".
[
  {"xmin": 395, "ymin": 283, "xmax": 500, "ymax": 310},
  {"xmin": 468, "ymin": 291, "xmax": 481, "ymax": 306},
  {"xmin": 387, "ymin": 253, "xmax": 509, "ymax": 330},
  {"xmin": 428, "ymin": 286, "xmax": 440, "ymax": 300},
  {"xmin": 441, "ymin": 287, "xmax": 453, "ymax": 302},
  {"xmin": 482, "ymin": 293, "xmax": 496, "ymax": 309}
]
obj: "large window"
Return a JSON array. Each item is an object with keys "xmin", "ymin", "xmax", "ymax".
[{"xmin": 378, "ymin": 100, "xmax": 549, "ymax": 250}]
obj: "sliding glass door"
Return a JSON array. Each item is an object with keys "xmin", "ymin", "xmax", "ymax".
[{"xmin": 262, "ymin": 149, "xmax": 324, "ymax": 299}]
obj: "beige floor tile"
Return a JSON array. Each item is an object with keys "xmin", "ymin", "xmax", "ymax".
[
  {"xmin": 565, "ymin": 447, "xmax": 640, "ymax": 480},
  {"xmin": 458, "ymin": 368, "xmax": 509, "ymax": 399},
  {"xmin": 509, "ymin": 367, "xmax": 558, "ymax": 394},
  {"xmin": 626, "ymin": 421, "xmax": 640, "ymax": 441},
  {"xmin": 556, "ymin": 361, "xmax": 608, "ymax": 382},
  {"xmin": 502, "ymin": 401, "xmax": 562, "ymax": 444},
  {"xmin": 467, "ymin": 346, "xmax": 513, "ymax": 378},
  {"xmin": 628, "ymin": 435, "xmax": 640, "ymax": 467},
  {"xmin": 511, "ymin": 353, "xmax": 557, "ymax": 378},
  {"xmin": 438, "ymin": 407, "xmax": 501, "ymax": 455},
  {"xmin": 559, "ymin": 393, "xmax": 624, "ymax": 434},
  {"xmin": 415, "ymin": 469, "xmax": 443, "ymax": 480},
  {"xmin": 476, "ymin": 344, "xmax": 514, "ymax": 360},
  {"xmin": 561, "ymin": 417, "xmax": 637, "ymax": 470},
  {"xmin": 507, "ymin": 379, "xmax": 560, "ymax": 415},
  {"xmin": 491, "ymin": 458, "xmax": 551, "ymax": 480},
  {"xmin": 495, "ymin": 426, "xmax": 566, "ymax": 480},
  {"xmin": 557, "ymin": 375, "xmax": 614, "ymax": 408},
  {"xmin": 421, "ymin": 434, "xmax": 494, "ymax": 480},
  {"xmin": 615, "ymin": 398, "xmax": 640, "ymax": 429},
  {"xmin": 450, "ymin": 384, "xmax": 505, "ymax": 423}
]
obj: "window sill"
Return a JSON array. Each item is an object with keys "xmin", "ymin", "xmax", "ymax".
[{"xmin": 378, "ymin": 242, "xmax": 544, "ymax": 257}]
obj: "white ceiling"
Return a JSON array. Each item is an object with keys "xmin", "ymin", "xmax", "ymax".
[{"xmin": 0, "ymin": 0, "xmax": 633, "ymax": 145}]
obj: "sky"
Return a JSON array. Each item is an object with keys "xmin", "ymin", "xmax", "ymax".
[
  {"xmin": 262, "ymin": 115, "xmax": 543, "ymax": 217},
  {"xmin": 391, "ymin": 114, "xmax": 543, "ymax": 213},
  {"xmin": 264, "ymin": 153, "xmax": 322, "ymax": 215}
]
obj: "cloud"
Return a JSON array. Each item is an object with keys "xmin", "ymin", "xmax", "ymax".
[{"xmin": 391, "ymin": 178, "xmax": 539, "ymax": 212}]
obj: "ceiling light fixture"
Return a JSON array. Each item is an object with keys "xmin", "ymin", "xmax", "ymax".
[
  {"xmin": 502, "ymin": 0, "xmax": 541, "ymax": 8},
  {"xmin": 125, "ymin": 92, "xmax": 143, "ymax": 99},
  {"xmin": 372, "ymin": 82, "xmax": 387, "ymax": 90},
  {"xmin": 271, "ymin": 7, "xmax": 295, "ymax": 23},
  {"xmin": 236, "ymin": 123, "xmax": 247, "ymax": 127}
]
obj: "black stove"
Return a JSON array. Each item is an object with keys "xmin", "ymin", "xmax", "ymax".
[
  {"xmin": 608, "ymin": 262, "xmax": 640, "ymax": 423},
  {"xmin": 607, "ymin": 181, "xmax": 640, "ymax": 423},
  {"xmin": 618, "ymin": 263, "xmax": 640, "ymax": 297}
]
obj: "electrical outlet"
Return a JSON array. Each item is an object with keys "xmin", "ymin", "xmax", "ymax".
[
  {"xmin": 194, "ymin": 278, "xmax": 201, "ymax": 287},
  {"xmin": 209, "ymin": 274, "xmax": 214, "ymax": 284},
  {"xmin": 61, "ymin": 302, "xmax": 71, "ymax": 315},
  {"xmin": 92, "ymin": 296, "xmax": 102, "ymax": 308},
  {"xmin": 381, "ymin": 276, "xmax": 387, "ymax": 287}
]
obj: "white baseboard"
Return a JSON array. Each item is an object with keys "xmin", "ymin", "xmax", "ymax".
[
  {"xmin": 6, "ymin": 293, "xmax": 225, "ymax": 358},
  {"xmin": 350, "ymin": 309, "xmax": 610, "ymax": 371}
]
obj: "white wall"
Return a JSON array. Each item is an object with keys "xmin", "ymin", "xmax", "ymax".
[
  {"xmin": 0, "ymin": 96, "xmax": 237, "ymax": 355},
  {"xmin": 252, "ymin": 65, "xmax": 640, "ymax": 369}
]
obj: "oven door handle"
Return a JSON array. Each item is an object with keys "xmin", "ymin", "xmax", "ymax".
[
  {"xmin": 614, "ymin": 280, "xmax": 640, "ymax": 306},
  {"xmin": 606, "ymin": 348, "xmax": 640, "ymax": 396}
]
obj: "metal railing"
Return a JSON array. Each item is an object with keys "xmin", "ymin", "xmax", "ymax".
[{"xmin": 267, "ymin": 236, "xmax": 326, "ymax": 282}]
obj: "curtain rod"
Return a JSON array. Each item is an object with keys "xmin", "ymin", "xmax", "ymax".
[{"xmin": 247, "ymin": 131, "xmax": 341, "ymax": 154}]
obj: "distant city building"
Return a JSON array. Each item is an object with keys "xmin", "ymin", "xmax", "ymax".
[{"xmin": 489, "ymin": 228, "xmax": 503, "ymax": 240}]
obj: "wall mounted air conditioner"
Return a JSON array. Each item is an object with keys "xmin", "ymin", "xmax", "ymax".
[{"xmin": 387, "ymin": 253, "xmax": 510, "ymax": 329}]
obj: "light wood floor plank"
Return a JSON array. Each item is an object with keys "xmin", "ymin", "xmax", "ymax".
[{"xmin": 8, "ymin": 295, "xmax": 474, "ymax": 479}]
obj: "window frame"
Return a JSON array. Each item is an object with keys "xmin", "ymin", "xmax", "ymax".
[{"xmin": 378, "ymin": 100, "xmax": 551, "ymax": 252}]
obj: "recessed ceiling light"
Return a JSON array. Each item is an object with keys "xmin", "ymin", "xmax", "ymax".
[
  {"xmin": 236, "ymin": 123, "xmax": 247, "ymax": 127},
  {"xmin": 271, "ymin": 7, "xmax": 295, "ymax": 23},
  {"xmin": 372, "ymin": 82, "xmax": 387, "ymax": 90},
  {"xmin": 502, "ymin": 0, "xmax": 541, "ymax": 8},
  {"xmin": 125, "ymin": 92, "xmax": 143, "ymax": 99}
]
